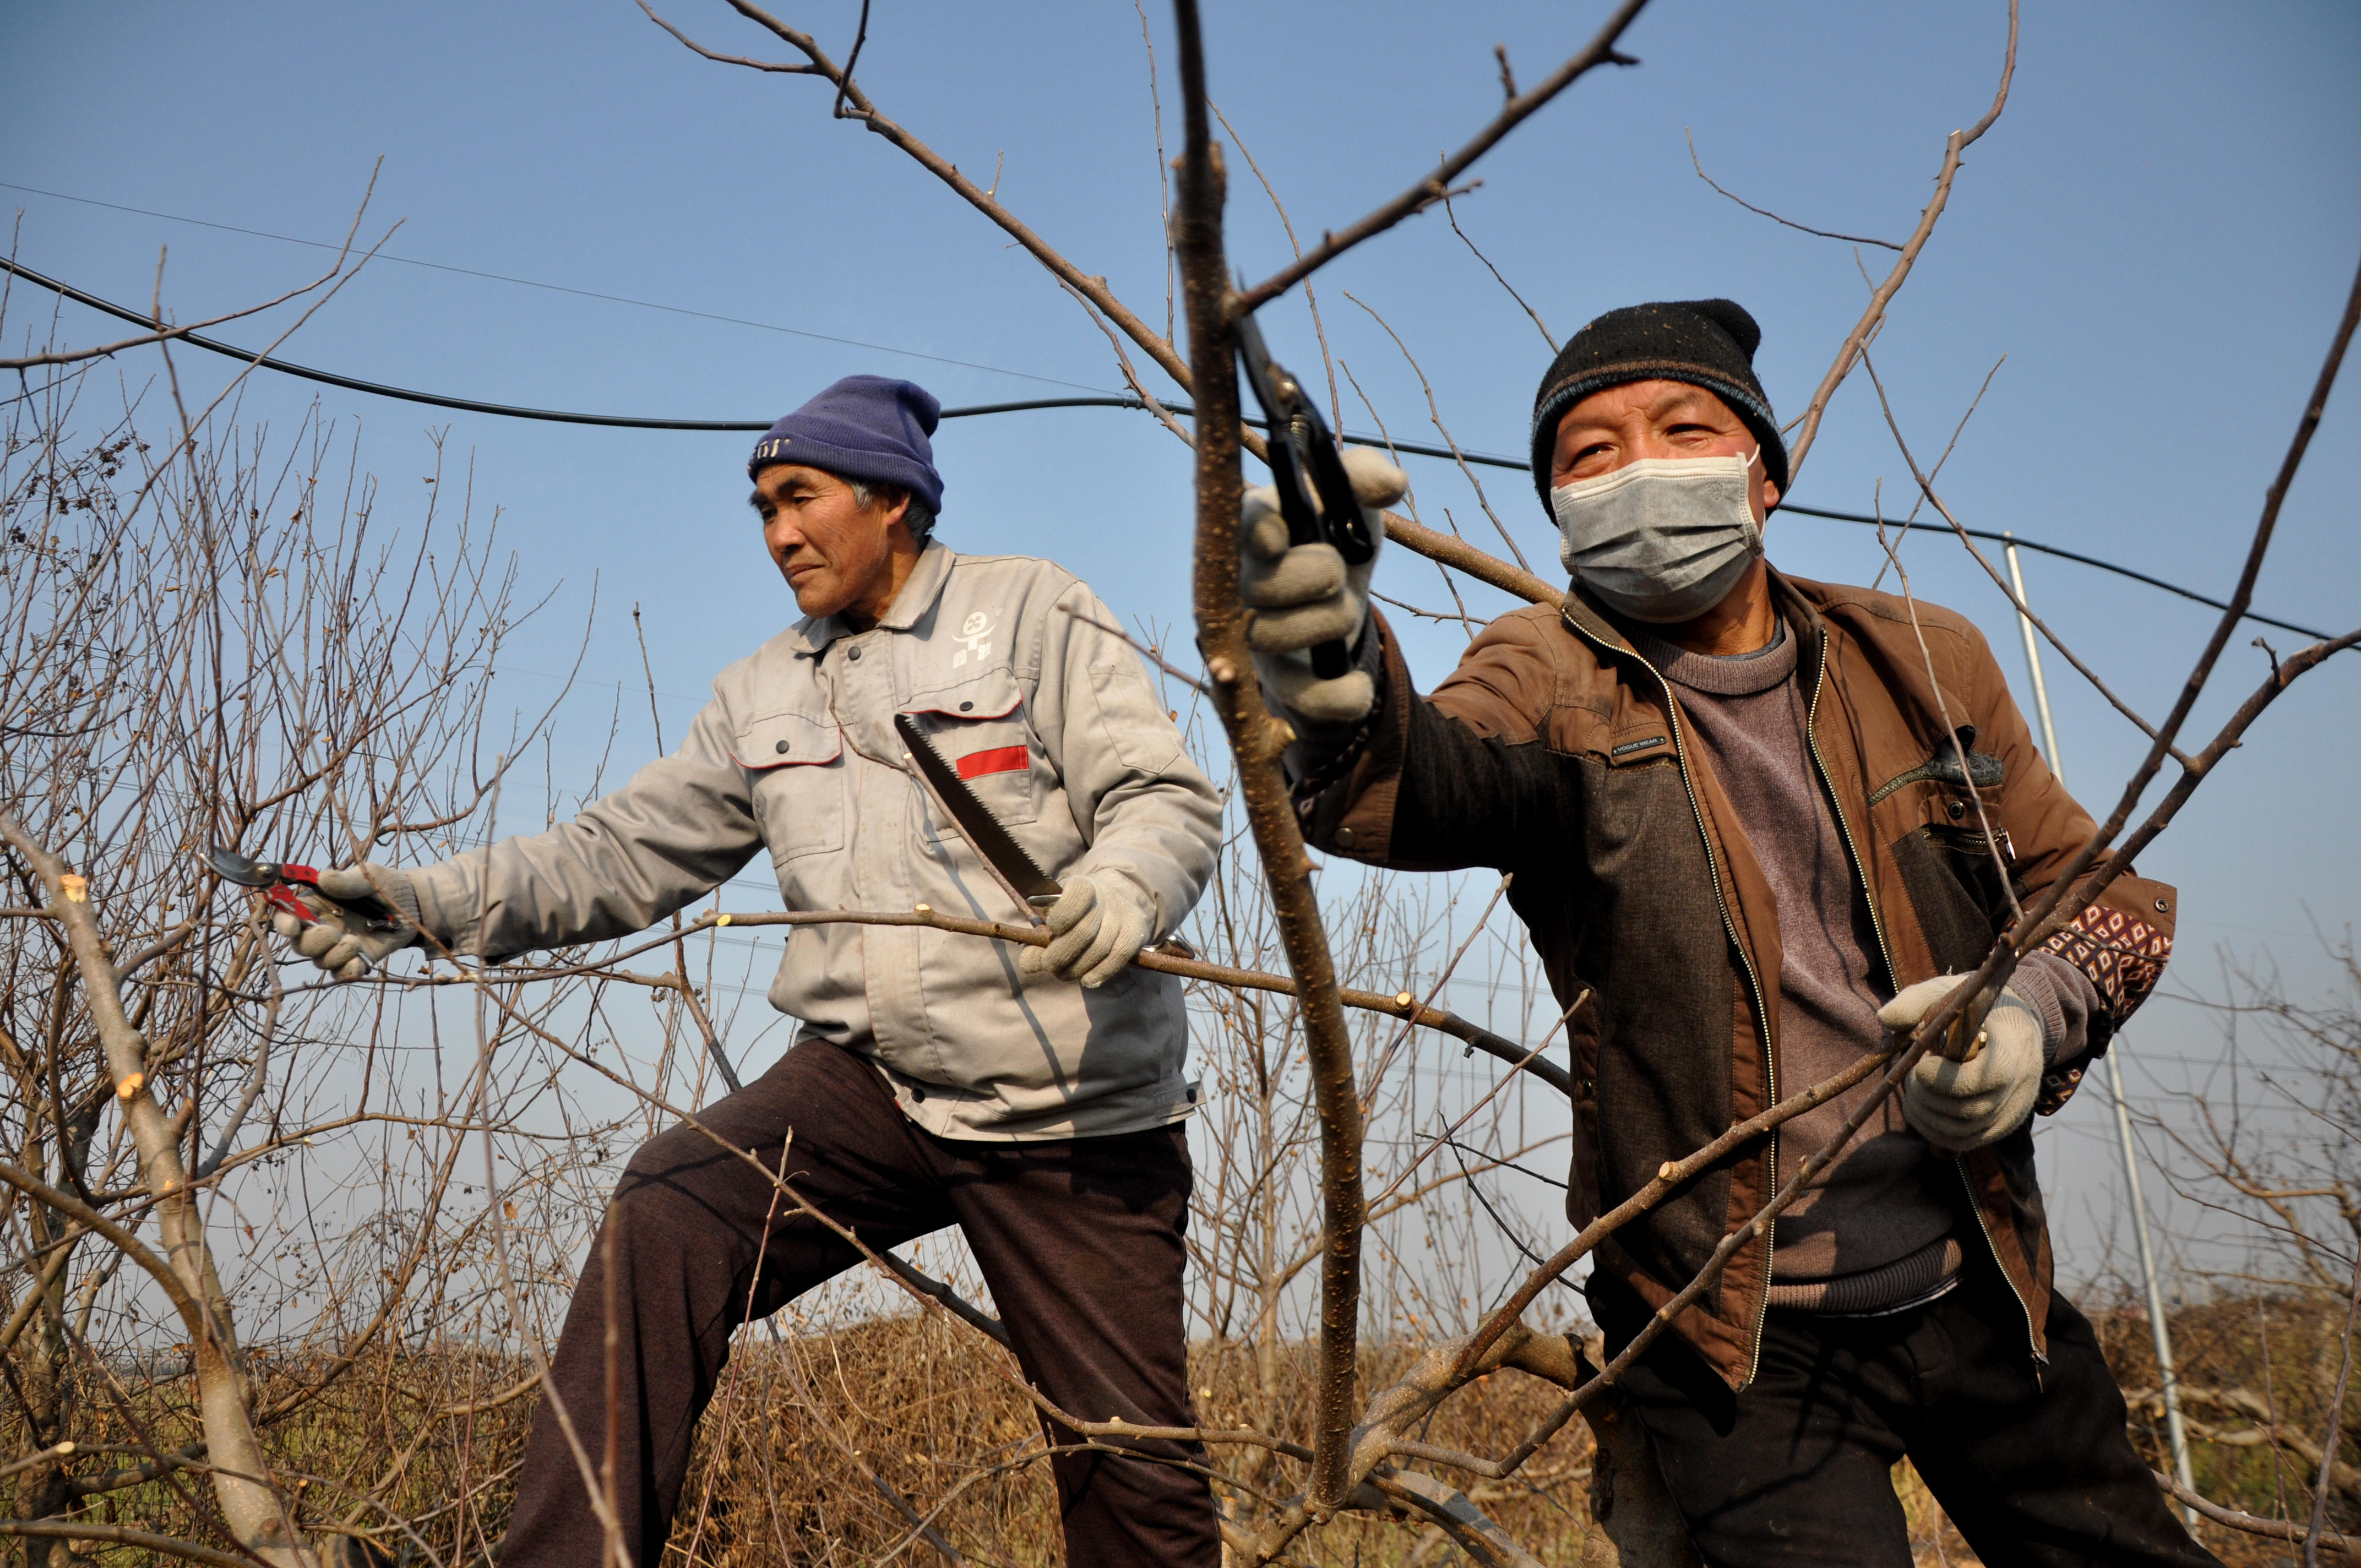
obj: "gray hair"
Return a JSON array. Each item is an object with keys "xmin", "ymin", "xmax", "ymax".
[{"xmin": 847, "ymin": 478, "xmax": 934, "ymax": 543}]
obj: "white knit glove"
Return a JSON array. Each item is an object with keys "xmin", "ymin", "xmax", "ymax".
[
  {"xmin": 1239, "ymin": 447, "xmax": 1409, "ymax": 726},
  {"xmin": 268, "ymin": 864, "xmax": 424, "ymax": 983},
  {"xmin": 1019, "ymin": 874, "xmax": 1152, "ymax": 989},
  {"xmin": 1879, "ymin": 975, "xmax": 2048, "ymax": 1153}
]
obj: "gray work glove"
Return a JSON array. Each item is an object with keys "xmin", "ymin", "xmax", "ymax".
[
  {"xmin": 1879, "ymin": 975, "xmax": 2048, "ymax": 1153},
  {"xmin": 1239, "ymin": 446, "xmax": 1410, "ymax": 726},
  {"xmin": 1018, "ymin": 874, "xmax": 1152, "ymax": 989},
  {"xmin": 268, "ymin": 864, "xmax": 425, "ymax": 983}
]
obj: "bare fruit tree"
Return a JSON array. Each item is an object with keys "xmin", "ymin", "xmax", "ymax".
[
  {"xmin": 2076, "ymin": 943, "xmax": 2361, "ymax": 1558},
  {"xmin": 0, "ymin": 379, "xmax": 517, "ymax": 1565}
]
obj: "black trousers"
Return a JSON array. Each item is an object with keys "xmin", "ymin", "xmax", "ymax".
[
  {"xmin": 1591, "ymin": 1262, "xmax": 2222, "ymax": 1567},
  {"xmin": 499, "ymin": 1038, "xmax": 1221, "ymax": 1567}
]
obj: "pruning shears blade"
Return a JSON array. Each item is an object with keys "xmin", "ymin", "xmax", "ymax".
[
  {"xmin": 1235, "ymin": 312, "xmax": 1290, "ymax": 428},
  {"xmin": 1236, "ymin": 308, "xmax": 1381, "ymax": 680},
  {"xmin": 1941, "ymin": 987, "xmax": 1999, "ymax": 1064},
  {"xmin": 205, "ymin": 842, "xmax": 398, "ymax": 930},
  {"xmin": 1234, "ymin": 309, "xmax": 1375, "ymax": 567},
  {"xmin": 206, "ymin": 843, "xmax": 280, "ymax": 888}
]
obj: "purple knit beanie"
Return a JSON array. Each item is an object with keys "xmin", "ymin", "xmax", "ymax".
[{"xmin": 748, "ymin": 375, "xmax": 945, "ymax": 516}]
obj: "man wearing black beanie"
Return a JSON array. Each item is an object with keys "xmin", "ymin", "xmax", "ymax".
[{"xmin": 1238, "ymin": 300, "xmax": 2217, "ymax": 1565}]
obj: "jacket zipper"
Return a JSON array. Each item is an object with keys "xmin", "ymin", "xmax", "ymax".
[
  {"xmin": 1799, "ymin": 619, "xmax": 2044, "ymax": 1373},
  {"xmin": 1962, "ymin": 1155, "xmax": 2046, "ymax": 1385},
  {"xmin": 1800, "ymin": 628, "xmax": 1896, "ymax": 984},
  {"xmin": 1561, "ymin": 609, "xmax": 1779, "ymax": 1382}
]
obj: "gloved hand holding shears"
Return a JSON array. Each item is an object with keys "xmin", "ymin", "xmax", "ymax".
[
  {"xmin": 1233, "ymin": 314, "xmax": 1408, "ymax": 727},
  {"xmin": 1879, "ymin": 974, "xmax": 2051, "ymax": 1153},
  {"xmin": 209, "ymin": 845, "xmax": 423, "ymax": 982}
]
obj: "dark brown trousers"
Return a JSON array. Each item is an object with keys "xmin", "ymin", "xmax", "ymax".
[{"xmin": 499, "ymin": 1038, "xmax": 1221, "ymax": 1567}]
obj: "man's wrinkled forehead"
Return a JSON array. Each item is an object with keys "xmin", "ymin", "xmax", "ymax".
[
  {"xmin": 748, "ymin": 463, "xmax": 846, "ymax": 509},
  {"xmin": 1555, "ymin": 380, "xmax": 1742, "ymax": 437}
]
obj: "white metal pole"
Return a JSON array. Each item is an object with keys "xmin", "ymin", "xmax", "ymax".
[
  {"xmin": 2005, "ymin": 538, "xmax": 2195, "ymax": 1512},
  {"xmin": 2008, "ymin": 539, "xmax": 2065, "ymax": 774}
]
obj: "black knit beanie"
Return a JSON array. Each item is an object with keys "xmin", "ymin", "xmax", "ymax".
[{"xmin": 1527, "ymin": 298, "xmax": 1788, "ymax": 514}]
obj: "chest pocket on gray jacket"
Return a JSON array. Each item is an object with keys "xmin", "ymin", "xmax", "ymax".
[
  {"xmin": 735, "ymin": 710, "xmax": 847, "ymax": 862},
  {"xmin": 902, "ymin": 666, "xmax": 1040, "ymax": 832}
]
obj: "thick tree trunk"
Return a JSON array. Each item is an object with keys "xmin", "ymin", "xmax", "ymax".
[{"xmin": 1169, "ymin": 0, "xmax": 1368, "ymax": 1512}]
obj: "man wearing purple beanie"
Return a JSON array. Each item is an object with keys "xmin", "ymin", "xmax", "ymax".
[{"xmin": 275, "ymin": 374, "xmax": 1226, "ymax": 1565}]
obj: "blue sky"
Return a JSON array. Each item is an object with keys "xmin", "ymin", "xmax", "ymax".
[{"xmin": 7, "ymin": 0, "xmax": 2358, "ymax": 1278}]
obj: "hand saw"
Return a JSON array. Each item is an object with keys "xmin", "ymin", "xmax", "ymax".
[{"xmin": 893, "ymin": 714, "xmax": 1062, "ymax": 911}]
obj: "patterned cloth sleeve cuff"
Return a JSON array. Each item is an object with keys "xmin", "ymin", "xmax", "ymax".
[
  {"xmin": 2040, "ymin": 898, "xmax": 2172, "ymax": 1022},
  {"xmin": 2016, "ymin": 949, "xmax": 2109, "ymax": 1117}
]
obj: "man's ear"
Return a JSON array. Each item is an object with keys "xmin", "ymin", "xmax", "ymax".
[{"xmin": 1750, "ymin": 450, "xmax": 1781, "ymax": 525}]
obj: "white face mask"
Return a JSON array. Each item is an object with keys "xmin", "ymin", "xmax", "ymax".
[{"xmin": 1549, "ymin": 451, "xmax": 1765, "ymax": 623}]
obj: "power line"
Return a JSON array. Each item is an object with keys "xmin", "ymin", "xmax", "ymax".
[
  {"xmin": 0, "ymin": 181, "xmax": 1110, "ymax": 394},
  {"xmin": 6, "ymin": 258, "xmax": 2343, "ymax": 647},
  {"xmin": 0, "ymin": 257, "xmax": 1094, "ymax": 430},
  {"xmin": 0, "ymin": 257, "xmax": 1415, "ymax": 443},
  {"xmin": 1774, "ymin": 504, "xmax": 2337, "ymax": 645}
]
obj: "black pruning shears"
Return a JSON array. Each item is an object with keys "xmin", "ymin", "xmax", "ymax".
[
  {"xmin": 1236, "ymin": 311, "xmax": 1376, "ymax": 679},
  {"xmin": 206, "ymin": 843, "xmax": 404, "ymax": 936}
]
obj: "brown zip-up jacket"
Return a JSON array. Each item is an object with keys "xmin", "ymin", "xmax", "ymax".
[{"xmin": 1293, "ymin": 569, "xmax": 2175, "ymax": 1387}]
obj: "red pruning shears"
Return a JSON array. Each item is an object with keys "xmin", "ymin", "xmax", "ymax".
[{"xmin": 206, "ymin": 843, "xmax": 403, "ymax": 935}]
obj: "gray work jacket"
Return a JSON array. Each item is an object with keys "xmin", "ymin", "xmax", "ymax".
[{"xmin": 410, "ymin": 541, "xmax": 1223, "ymax": 1140}]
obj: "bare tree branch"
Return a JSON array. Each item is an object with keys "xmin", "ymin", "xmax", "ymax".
[
  {"xmin": 1686, "ymin": 129, "xmax": 1902, "ymax": 252},
  {"xmin": 1170, "ymin": 0, "xmax": 1367, "ymax": 1509},
  {"xmin": 0, "ymin": 164, "xmax": 386, "ymax": 371},
  {"xmin": 642, "ymin": 0, "xmax": 1192, "ymax": 390},
  {"xmin": 2153, "ymin": 1469, "xmax": 2361, "ymax": 1556},
  {"xmin": 1858, "ymin": 344, "xmax": 2186, "ymax": 759},
  {"xmin": 1785, "ymin": 0, "xmax": 2018, "ymax": 477},
  {"xmin": 1444, "ymin": 190, "xmax": 1555, "ymax": 350},
  {"xmin": 1232, "ymin": 0, "xmax": 1651, "ymax": 315}
]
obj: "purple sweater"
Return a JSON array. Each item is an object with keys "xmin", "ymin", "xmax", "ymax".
[{"xmin": 1631, "ymin": 623, "xmax": 2095, "ymax": 1313}]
